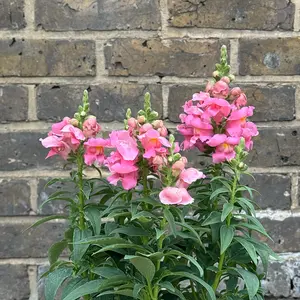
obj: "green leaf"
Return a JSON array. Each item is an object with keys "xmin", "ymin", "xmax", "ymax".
[
  {"xmin": 72, "ymin": 228, "xmax": 92, "ymax": 262},
  {"xmin": 92, "ymin": 267, "xmax": 125, "ymax": 278},
  {"xmin": 210, "ymin": 187, "xmax": 229, "ymax": 200},
  {"xmin": 170, "ymin": 272, "xmax": 216, "ymax": 300},
  {"xmin": 85, "ymin": 206, "xmax": 101, "ymax": 235},
  {"xmin": 48, "ymin": 240, "xmax": 68, "ymax": 265},
  {"xmin": 164, "ymin": 208, "xmax": 177, "ymax": 237},
  {"xmin": 133, "ymin": 283, "xmax": 145, "ymax": 299},
  {"xmin": 231, "ymin": 268, "xmax": 259, "ymax": 299},
  {"xmin": 220, "ymin": 225, "xmax": 234, "ymax": 254},
  {"xmin": 160, "ymin": 282, "xmax": 186, "ymax": 300},
  {"xmin": 135, "ymin": 197, "xmax": 162, "ymax": 207},
  {"xmin": 93, "ymin": 243, "xmax": 148, "ymax": 255},
  {"xmin": 40, "ymin": 197, "xmax": 74, "ymax": 210},
  {"xmin": 110, "ymin": 226, "xmax": 149, "ymax": 237},
  {"xmin": 98, "ymin": 289, "xmax": 134, "ymax": 297},
  {"xmin": 131, "ymin": 211, "xmax": 157, "ymax": 221},
  {"xmin": 25, "ymin": 215, "xmax": 68, "ymax": 231},
  {"xmin": 126, "ymin": 256, "xmax": 155, "ymax": 283},
  {"xmin": 221, "ymin": 203, "xmax": 234, "ymax": 222},
  {"xmin": 61, "ymin": 278, "xmax": 87, "ymax": 299},
  {"xmin": 234, "ymin": 237, "xmax": 258, "ymax": 265},
  {"xmin": 45, "ymin": 268, "xmax": 72, "ymax": 300},
  {"xmin": 236, "ymin": 223, "xmax": 271, "ymax": 238},
  {"xmin": 78, "ymin": 236, "xmax": 128, "ymax": 246},
  {"xmin": 63, "ymin": 279, "xmax": 102, "ymax": 300},
  {"xmin": 175, "ymin": 221, "xmax": 203, "ymax": 246},
  {"xmin": 165, "ymin": 250, "xmax": 203, "ymax": 277},
  {"xmin": 202, "ymin": 211, "xmax": 222, "ymax": 226},
  {"xmin": 155, "ymin": 228, "xmax": 166, "ymax": 240}
]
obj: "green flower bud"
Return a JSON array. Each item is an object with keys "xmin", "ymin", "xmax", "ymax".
[
  {"xmin": 74, "ymin": 112, "xmax": 80, "ymax": 119},
  {"xmin": 126, "ymin": 108, "xmax": 132, "ymax": 119},
  {"xmin": 169, "ymin": 134, "xmax": 175, "ymax": 144},
  {"xmin": 80, "ymin": 111, "xmax": 86, "ymax": 117},
  {"xmin": 173, "ymin": 153, "xmax": 181, "ymax": 162},
  {"xmin": 149, "ymin": 111, "xmax": 159, "ymax": 119}
]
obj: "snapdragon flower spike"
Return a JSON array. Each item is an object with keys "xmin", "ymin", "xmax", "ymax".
[{"xmin": 84, "ymin": 138, "xmax": 109, "ymax": 166}]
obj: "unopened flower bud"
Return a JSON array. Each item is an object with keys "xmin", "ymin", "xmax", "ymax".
[
  {"xmin": 152, "ymin": 120, "xmax": 164, "ymax": 129},
  {"xmin": 80, "ymin": 111, "xmax": 87, "ymax": 117},
  {"xmin": 173, "ymin": 153, "xmax": 182, "ymax": 162},
  {"xmin": 137, "ymin": 115, "xmax": 146, "ymax": 124},
  {"xmin": 221, "ymin": 76, "xmax": 230, "ymax": 84},
  {"xmin": 138, "ymin": 110, "xmax": 145, "ymax": 116},
  {"xmin": 158, "ymin": 126, "xmax": 168, "ymax": 137},
  {"xmin": 212, "ymin": 71, "xmax": 220, "ymax": 78},
  {"xmin": 74, "ymin": 113, "xmax": 80, "ymax": 119},
  {"xmin": 169, "ymin": 134, "xmax": 175, "ymax": 144},
  {"xmin": 229, "ymin": 74, "xmax": 235, "ymax": 82},
  {"xmin": 70, "ymin": 118, "xmax": 79, "ymax": 127},
  {"xmin": 149, "ymin": 111, "xmax": 159, "ymax": 119},
  {"xmin": 128, "ymin": 117, "xmax": 137, "ymax": 128}
]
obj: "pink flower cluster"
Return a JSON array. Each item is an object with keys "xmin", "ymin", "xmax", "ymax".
[
  {"xmin": 177, "ymin": 77, "xmax": 258, "ymax": 163},
  {"xmin": 40, "ymin": 117, "xmax": 101, "ymax": 160}
]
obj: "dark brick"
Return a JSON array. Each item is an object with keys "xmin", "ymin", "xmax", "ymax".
[
  {"xmin": 0, "ymin": 0, "xmax": 26, "ymax": 30},
  {"xmin": 37, "ymin": 84, "xmax": 163, "ymax": 122},
  {"xmin": 104, "ymin": 38, "xmax": 229, "ymax": 77},
  {"xmin": 35, "ymin": 0, "xmax": 160, "ymax": 31},
  {"xmin": 243, "ymin": 174, "xmax": 291, "ymax": 210},
  {"xmin": 258, "ymin": 218, "xmax": 300, "ymax": 253},
  {"xmin": 0, "ymin": 221, "xmax": 67, "ymax": 258},
  {"xmin": 0, "ymin": 179, "xmax": 31, "ymax": 215},
  {"xmin": 239, "ymin": 38, "xmax": 300, "ymax": 76},
  {"xmin": 0, "ymin": 85, "xmax": 28, "ymax": 122},
  {"xmin": 168, "ymin": 84, "xmax": 295, "ymax": 122},
  {"xmin": 168, "ymin": 0, "xmax": 294, "ymax": 31},
  {"xmin": 247, "ymin": 127, "xmax": 300, "ymax": 168},
  {"xmin": 0, "ymin": 39, "xmax": 95, "ymax": 77},
  {"xmin": 0, "ymin": 265, "xmax": 30, "ymax": 300},
  {"xmin": 37, "ymin": 178, "xmax": 75, "ymax": 215},
  {"xmin": 0, "ymin": 132, "xmax": 65, "ymax": 171}
]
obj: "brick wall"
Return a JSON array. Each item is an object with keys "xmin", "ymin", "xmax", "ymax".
[{"xmin": 0, "ymin": 0, "xmax": 300, "ymax": 299}]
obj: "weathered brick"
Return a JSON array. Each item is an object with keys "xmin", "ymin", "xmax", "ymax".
[
  {"xmin": 239, "ymin": 38, "xmax": 300, "ymax": 76},
  {"xmin": 0, "ymin": 0, "xmax": 26, "ymax": 30},
  {"xmin": 262, "ymin": 256, "xmax": 300, "ymax": 298},
  {"xmin": 168, "ymin": 0, "xmax": 294, "ymax": 31},
  {"xmin": 37, "ymin": 84, "xmax": 163, "ymax": 122},
  {"xmin": 247, "ymin": 127, "xmax": 300, "ymax": 168},
  {"xmin": 168, "ymin": 84, "xmax": 295, "ymax": 122},
  {"xmin": 104, "ymin": 38, "xmax": 229, "ymax": 77},
  {"xmin": 37, "ymin": 178, "xmax": 75, "ymax": 215},
  {"xmin": 35, "ymin": 0, "xmax": 160, "ymax": 31},
  {"xmin": 258, "ymin": 217, "xmax": 300, "ymax": 253},
  {"xmin": 0, "ymin": 222, "xmax": 67, "ymax": 258},
  {"xmin": 0, "ymin": 85, "xmax": 28, "ymax": 122},
  {"xmin": 0, "ymin": 39, "xmax": 95, "ymax": 77},
  {"xmin": 0, "ymin": 132, "xmax": 65, "ymax": 171},
  {"xmin": 0, "ymin": 265, "xmax": 30, "ymax": 300},
  {"xmin": 243, "ymin": 174, "xmax": 291, "ymax": 210},
  {"xmin": 0, "ymin": 179, "xmax": 31, "ymax": 215}
]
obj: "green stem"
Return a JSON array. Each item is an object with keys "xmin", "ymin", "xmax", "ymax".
[
  {"xmin": 77, "ymin": 151, "xmax": 85, "ymax": 230},
  {"xmin": 191, "ymin": 280, "xmax": 199, "ymax": 300},
  {"xmin": 212, "ymin": 170, "xmax": 238, "ymax": 292}
]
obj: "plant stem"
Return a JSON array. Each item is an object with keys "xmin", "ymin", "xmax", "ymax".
[
  {"xmin": 212, "ymin": 170, "xmax": 238, "ymax": 292},
  {"xmin": 77, "ymin": 150, "xmax": 85, "ymax": 230}
]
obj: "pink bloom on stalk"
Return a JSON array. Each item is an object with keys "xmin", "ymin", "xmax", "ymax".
[
  {"xmin": 172, "ymin": 156, "xmax": 188, "ymax": 176},
  {"xmin": 40, "ymin": 135, "xmax": 71, "ymax": 160},
  {"xmin": 139, "ymin": 123, "xmax": 153, "ymax": 134},
  {"xmin": 207, "ymin": 134, "xmax": 240, "ymax": 163},
  {"xmin": 210, "ymin": 80, "xmax": 230, "ymax": 99},
  {"xmin": 193, "ymin": 91, "xmax": 210, "ymax": 103},
  {"xmin": 158, "ymin": 126, "xmax": 168, "ymax": 137},
  {"xmin": 189, "ymin": 118, "xmax": 214, "ymax": 144},
  {"xmin": 200, "ymin": 98, "xmax": 231, "ymax": 124},
  {"xmin": 138, "ymin": 129, "xmax": 171, "ymax": 159},
  {"xmin": 226, "ymin": 106, "xmax": 255, "ymax": 137},
  {"xmin": 128, "ymin": 117, "xmax": 138, "ymax": 129},
  {"xmin": 84, "ymin": 138, "xmax": 109, "ymax": 166},
  {"xmin": 82, "ymin": 117, "xmax": 101, "ymax": 138},
  {"xmin": 183, "ymin": 100, "xmax": 203, "ymax": 116},
  {"xmin": 176, "ymin": 124, "xmax": 194, "ymax": 150},
  {"xmin": 109, "ymin": 130, "xmax": 139, "ymax": 161},
  {"xmin": 106, "ymin": 154, "xmax": 138, "ymax": 190},
  {"xmin": 230, "ymin": 87, "xmax": 247, "ymax": 108},
  {"xmin": 177, "ymin": 168, "xmax": 205, "ymax": 188},
  {"xmin": 60, "ymin": 124, "xmax": 85, "ymax": 151},
  {"xmin": 50, "ymin": 117, "xmax": 71, "ymax": 135},
  {"xmin": 159, "ymin": 187, "xmax": 194, "ymax": 205},
  {"xmin": 242, "ymin": 122, "xmax": 259, "ymax": 150}
]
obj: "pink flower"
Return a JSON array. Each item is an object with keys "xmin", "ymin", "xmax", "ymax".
[
  {"xmin": 242, "ymin": 122, "xmax": 258, "ymax": 150},
  {"xmin": 172, "ymin": 157, "xmax": 187, "ymax": 176},
  {"xmin": 193, "ymin": 91, "xmax": 210, "ymax": 104},
  {"xmin": 200, "ymin": 98, "xmax": 231, "ymax": 124},
  {"xmin": 207, "ymin": 135, "xmax": 240, "ymax": 163},
  {"xmin": 210, "ymin": 80, "xmax": 230, "ymax": 99},
  {"xmin": 152, "ymin": 155, "xmax": 168, "ymax": 170},
  {"xmin": 106, "ymin": 152, "xmax": 138, "ymax": 190},
  {"xmin": 128, "ymin": 117, "xmax": 138, "ymax": 129},
  {"xmin": 139, "ymin": 123, "xmax": 153, "ymax": 134},
  {"xmin": 82, "ymin": 117, "xmax": 101, "ymax": 138},
  {"xmin": 109, "ymin": 130, "xmax": 139, "ymax": 161},
  {"xmin": 50, "ymin": 117, "xmax": 71, "ymax": 135},
  {"xmin": 177, "ymin": 168, "xmax": 205, "ymax": 188},
  {"xmin": 40, "ymin": 135, "xmax": 71, "ymax": 160},
  {"xmin": 84, "ymin": 138, "xmax": 109, "ymax": 166},
  {"xmin": 60, "ymin": 125, "xmax": 85, "ymax": 151},
  {"xmin": 189, "ymin": 118, "xmax": 214, "ymax": 144},
  {"xmin": 158, "ymin": 126, "xmax": 168, "ymax": 137},
  {"xmin": 138, "ymin": 129, "xmax": 171, "ymax": 159},
  {"xmin": 183, "ymin": 100, "xmax": 203, "ymax": 116},
  {"xmin": 159, "ymin": 187, "xmax": 194, "ymax": 205}
]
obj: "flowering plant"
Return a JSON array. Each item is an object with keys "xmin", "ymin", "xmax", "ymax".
[{"xmin": 32, "ymin": 46, "xmax": 277, "ymax": 300}]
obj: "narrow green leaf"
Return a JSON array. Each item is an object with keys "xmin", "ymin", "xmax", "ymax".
[
  {"xmin": 221, "ymin": 203, "xmax": 234, "ymax": 222},
  {"xmin": 92, "ymin": 267, "xmax": 125, "ymax": 278},
  {"xmin": 110, "ymin": 226, "xmax": 149, "ymax": 237},
  {"xmin": 24, "ymin": 215, "xmax": 68, "ymax": 231},
  {"xmin": 126, "ymin": 256, "xmax": 155, "ymax": 283},
  {"xmin": 210, "ymin": 187, "xmax": 229, "ymax": 200},
  {"xmin": 220, "ymin": 225, "xmax": 234, "ymax": 254},
  {"xmin": 40, "ymin": 197, "xmax": 74, "ymax": 210},
  {"xmin": 48, "ymin": 240, "xmax": 68, "ymax": 265},
  {"xmin": 85, "ymin": 206, "xmax": 101, "ymax": 235},
  {"xmin": 93, "ymin": 243, "xmax": 148, "ymax": 255},
  {"xmin": 45, "ymin": 268, "xmax": 72, "ymax": 300},
  {"xmin": 155, "ymin": 228, "xmax": 166, "ymax": 240},
  {"xmin": 63, "ymin": 279, "xmax": 102, "ymax": 300},
  {"xmin": 133, "ymin": 283, "xmax": 145, "ymax": 299},
  {"xmin": 61, "ymin": 278, "xmax": 87, "ymax": 299},
  {"xmin": 202, "ymin": 211, "xmax": 222, "ymax": 226},
  {"xmin": 98, "ymin": 289, "xmax": 133, "ymax": 297},
  {"xmin": 234, "ymin": 237, "xmax": 258, "ymax": 265},
  {"xmin": 78, "ymin": 236, "xmax": 127, "ymax": 246},
  {"xmin": 72, "ymin": 228, "xmax": 92, "ymax": 262},
  {"xmin": 164, "ymin": 208, "xmax": 177, "ymax": 237}
]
